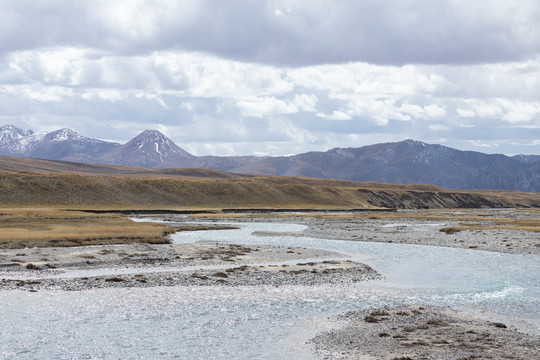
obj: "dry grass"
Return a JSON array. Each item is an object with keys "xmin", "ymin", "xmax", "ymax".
[
  {"xmin": 0, "ymin": 209, "xmax": 176, "ymax": 249},
  {"xmin": 439, "ymin": 221, "xmax": 540, "ymax": 234},
  {"xmin": 0, "ymin": 171, "xmax": 377, "ymax": 209},
  {"xmin": 1, "ymin": 157, "xmax": 539, "ymax": 211}
]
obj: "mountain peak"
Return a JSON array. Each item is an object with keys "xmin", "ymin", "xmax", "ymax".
[
  {"xmin": 140, "ymin": 129, "xmax": 163, "ymax": 136},
  {"xmin": 0, "ymin": 124, "xmax": 36, "ymax": 155},
  {"xmin": 47, "ymin": 128, "xmax": 84, "ymax": 142},
  {"xmin": 0, "ymin": 125, "xmax": 118, "ymax": 160},
  {"xmin": 133, "ymin": 129, "xmax": 171, "ymax": 143},
  {"xmin": 129, "ymin": 129, "xmax": 194, "ymax": 159},
  {"xmin": 99, "ymin": 129, "xmax": 194, "ymax": 168},
  {"xmin": 1, "ymin": 124, "xmax": 22, "ymax": 131},
  {"xmin": 399, "ymin": 139, "xmax": 429, "ymax": 148},
  {"xmin": 0, "ymin": 124, "xmax": 33, "ymax": 137}
]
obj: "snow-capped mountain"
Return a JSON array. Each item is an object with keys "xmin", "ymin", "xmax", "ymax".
[
  {"xmin": 0, "ymin": 125, "xmax": 119, "ymax": 162},
  {"xmin": 100, "ymin": 129, "xmax": 195, "ymax": 168},
  {"xmin": 27, "ymin": 128, "xmax": 120, "ymax": 162},
  {"xmin": 0, "ymin": 125, "xmax": 196, "ymax": 166},
  {"xmin": 1, "ymin": 124, "xmax": 539, "ymax": 191},
  {"xmin": 0, "ymin": 125, "xmax": 37, "ymax": 156}
]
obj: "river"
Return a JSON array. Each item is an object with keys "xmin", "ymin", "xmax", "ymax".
[{"xmin": 1, "ymin": 219, "xmax": 538, "ymax": 359}]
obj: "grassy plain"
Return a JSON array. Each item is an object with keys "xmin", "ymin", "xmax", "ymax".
[
  {"xmin": 0, "ymin": 209, "xmax": 237, "ymax": 249},
  {"xmin": 0, "ymin": 209, "xmax": 175, "ymax": 248}
]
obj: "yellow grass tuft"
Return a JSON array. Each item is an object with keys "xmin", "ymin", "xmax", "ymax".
[{"xmin": 0, "ymin": 210, "xmax": 174, "ymax": 249}]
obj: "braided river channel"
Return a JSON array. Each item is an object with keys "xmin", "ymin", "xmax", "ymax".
[{"xmin": 1, "ymin": 218, "xmax": 539, "ymax": 359}]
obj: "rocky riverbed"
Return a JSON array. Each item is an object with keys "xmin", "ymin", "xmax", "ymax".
[
  {"xmin": 0, "ymin": 241, "xmax": 380, "ymax": 291},
  {"xmin": 1, "ymin": 210, "xmax": 539, "ymax": 359},
  {"xmin": 311, "ymin": 305, "xmax": 540, "ymax": 360},
  {"xmin": 199, "ymin": 209, "xmax": 539, "ymax": 255}
]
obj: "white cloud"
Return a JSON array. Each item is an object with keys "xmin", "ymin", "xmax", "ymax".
[
  {"xmin": 397, "ymin": 103, "xmax": 446, "ymax": 121},
  {"xmin": 235, "ymin": 96, "xmax": 298, "ymax": 117},
  {"xmin": 2, "ymin": 51, "xmax": 540, "ymax": 154},
  {"xmin": 316, "ymin": 111, "xmax": 351, "ymax": 121},
  {"xmin": 2, "ymin": 84, "xmax": 72, "ymax": 102},
  {"xmin": 429, "ymin": 124, "xmax": 451, "ymax": 131},
  {"xmin": 471, "ymin": 101, "xmax": 504, "ymax": 118},
  {"xmin": 0, "ymin": 1, "xmax": 540, "ymax": 156},
  {"xmin": 82, "ymin": 89, "xmax": 124, "ymax": 102},
  {"xmin": 456, "ymin": 108, "xmax": 476, "ymax": 118},
  {"xmin": 424, "ymin": 104, "xmax": 446, "ymax": 119},
  {"xmin": 344, "ymin": 97, "xmax": 411, "ymax": 125},
  {"xmin": 399, "ymin": 103, "xmax": 424, "ymax": 118},
  {"xmin": 180, "ymin": 102, "xmax": 194, "ymax": 112},
  {"xmin": 293, "ymin": 93, "xmax": 318, "ymax": 112},
  {"xmin": 499, "ymin": 99, "xmax": 540, "ymax": 124}
]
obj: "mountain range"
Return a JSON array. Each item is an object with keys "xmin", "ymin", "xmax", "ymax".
[{"xmin": 1, "ymin": 124, "xmax": 539, "ymax": 192}]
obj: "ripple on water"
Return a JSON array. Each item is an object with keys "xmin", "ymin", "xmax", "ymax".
[{"xmin": 1, "ymin": 220, "xmax": 539, "ymax": 359}]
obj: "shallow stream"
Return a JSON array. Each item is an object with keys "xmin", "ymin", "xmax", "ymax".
[{"xmin": 1, "ymin": 220, "xmax": 538, "ymax": 359}]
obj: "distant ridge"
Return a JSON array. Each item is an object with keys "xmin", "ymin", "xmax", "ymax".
[{"xmin": 1, "ymin": 124, "xmax": 539, "ymax": 192}]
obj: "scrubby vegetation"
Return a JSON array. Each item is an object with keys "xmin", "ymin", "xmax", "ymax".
[
  {"xmin": 0, "ymin": 210, "xmax": 241, "ymax": 249},
  {"xmin": 0, "ymin": 210, "xmax": 177, "ymax": 248}
]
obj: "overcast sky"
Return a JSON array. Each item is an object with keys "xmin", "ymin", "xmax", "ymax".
[{"xmin": 1, "ymin": 0, "xmax": 539, "ymax": 156}]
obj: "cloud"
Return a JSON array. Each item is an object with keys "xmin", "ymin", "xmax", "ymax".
[
  {"xmin": 235, "ymin": 96, "xmax": 298, "ymax": 117},
  {"xmin": 2, "ymin": 48, "xmax": 540, "ymax": 154},
  {"xmin": 1, "ymin": 1, "xmax": 540, "ymax": 157},
  {"xmin": 316, "ymin": 111, "xmax": 351, "ymax": 121},
  {"xmin": 428, "ymin": 124, "xmax": 451, "ymax": 131},
  {"xmin": 424, "ymin": 104, "xmax": 446, "ymax": 119},
  {"xmin": 2, "ymin": 1, "xmax": 540, "ymax": 66},
  {"xmin": 398, "ymin": 103, "xmax": 447, "ymax": 120},
  {"xmin": 293, "ymin": 94, "xmax": 318, "ymax": 112},
  {"xmin": 456, "ymin": 108, "xmax": 476, "ymax": 118}
]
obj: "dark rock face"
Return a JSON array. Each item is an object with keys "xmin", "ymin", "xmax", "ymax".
[{"xmin": 356, "ymin": 189, "xmax": 514, "ymax": 209}]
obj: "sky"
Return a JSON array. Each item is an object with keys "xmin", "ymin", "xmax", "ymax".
[{"xmin": 1, "ymin": 0, "xmax": 540, "ymax": 157}]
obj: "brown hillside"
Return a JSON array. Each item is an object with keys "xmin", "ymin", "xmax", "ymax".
[
  {"xmin": 0, "ymin": 156, "xmax": 539, "ymax": 210},
  {"xmin": 0, "ymin": 171, "xmax": 372, "ymax": 209},
  {"xmin": 0, "ymin": 156, "xmax": 242, "ymax": 178}
]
